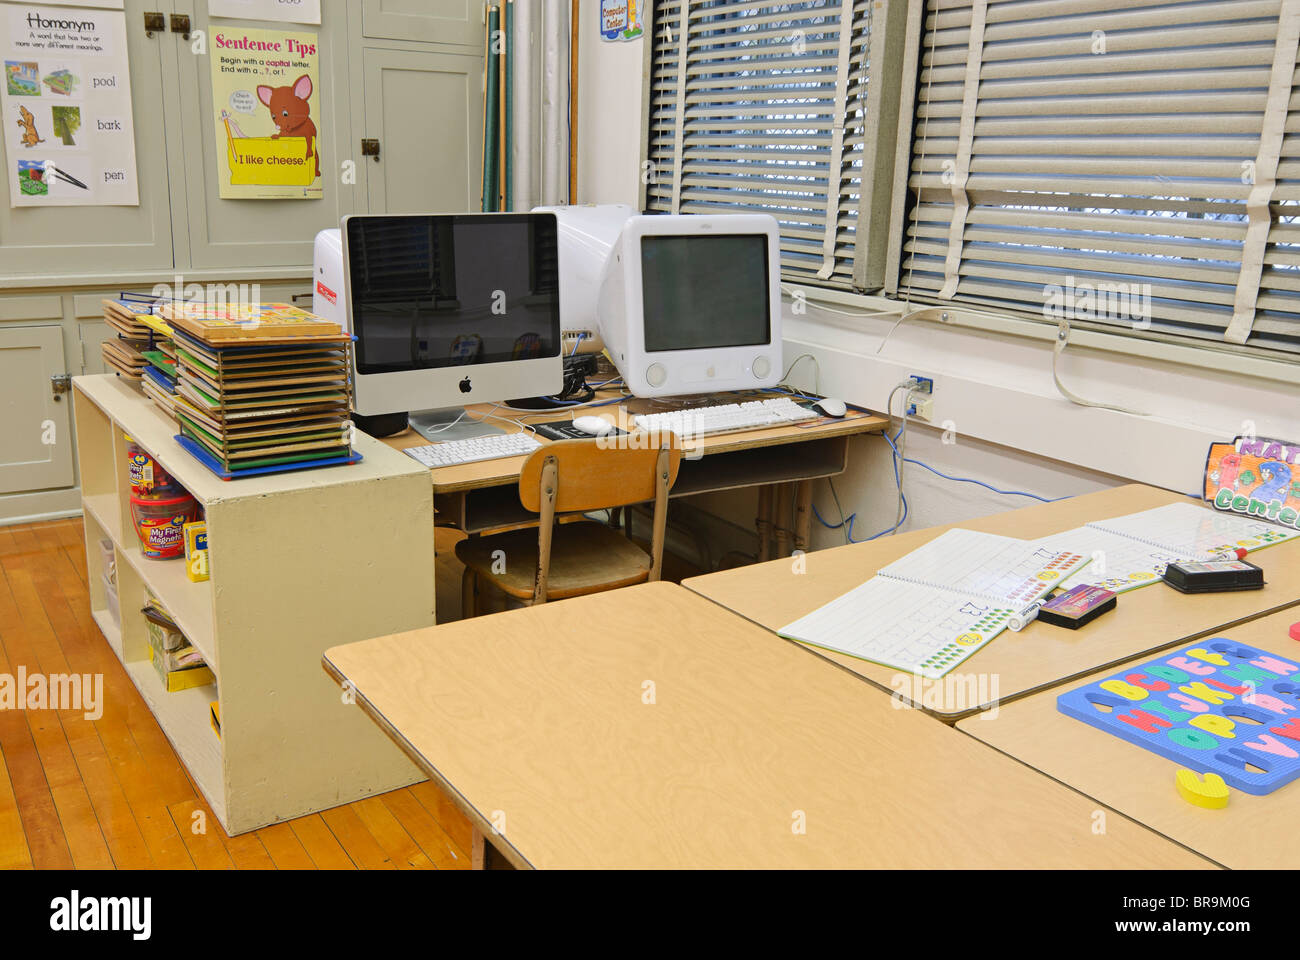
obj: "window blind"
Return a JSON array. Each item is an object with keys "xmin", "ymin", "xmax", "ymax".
[
  {"xmin": 646, "ymin": 0, "xmax": 873, "ymax": 287},
  {"xmin": 898, "ymin": 0, "xmax": 1300, "ymax": 355}
]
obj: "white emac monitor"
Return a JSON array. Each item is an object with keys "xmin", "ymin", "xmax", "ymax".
[
  {"xmin": 321, "ymin": 213, "xmax": 564, "ymax": 439},
  {"xmin": 588, "ymin": 212, "xmax": 783, "ymax": 398}
]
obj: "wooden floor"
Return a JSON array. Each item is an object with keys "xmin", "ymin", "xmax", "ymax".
[{"xmin": 0, "ymin": 517, "xmax": 476, "ymax": 870}]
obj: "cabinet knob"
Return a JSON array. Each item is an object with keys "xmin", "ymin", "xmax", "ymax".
[
  {"xmin": 143, "ymin": 12, "xmax": 165, "ymax": 37},
  {"xmin": 361, "ymin": 139, "xmax": 382, "ymax": 163}
]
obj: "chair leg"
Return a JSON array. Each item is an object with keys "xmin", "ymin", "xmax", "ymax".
[{"xmin": 460, "ymin": 567, "xmax": 478, "ymax": 620}]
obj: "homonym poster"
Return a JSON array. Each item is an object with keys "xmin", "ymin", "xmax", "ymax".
[{"xmin": 1, "ymin": 3, "xmax": 139, "ymax": 206}]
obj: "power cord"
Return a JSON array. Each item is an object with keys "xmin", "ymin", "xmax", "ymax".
[
  {"xmin": 808, "ymin": 376, "xmax": 1066, "ymax": 540},
  {"xmin": 1052, "ymin": 319, "xmax": 1149, "ymax": 416},
  {"xmin": 778, "ymin": 352, "xmax": 821, "ymax": 395},
  {"xmin": 881, "ymin": 432, "xmax": 1067, "ymax": 503}
]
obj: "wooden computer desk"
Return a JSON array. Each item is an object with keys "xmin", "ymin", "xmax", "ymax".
[
  {"xmin": 379, "ymin": 391, "xmax": 888, "ymax": 557},
  {"xmin": 323, "ymin": 581, "xmax": 1212, "ymax": 869},
  {"xmin": 681, "ymin": 484, "xmax": 1300, "ymax": 722},
  {"xmin": 957, "ymin": 608, "xmax": 1300, "ymax": 870}
]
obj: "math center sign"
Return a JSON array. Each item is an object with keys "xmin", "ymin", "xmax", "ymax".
[
  {"xmin": 211, "ymin": 26, "xmax": 322, "ymax": 200},
  {"xmin": 1, "ymin": 3, "xmax": 140, "ymax": 207}
]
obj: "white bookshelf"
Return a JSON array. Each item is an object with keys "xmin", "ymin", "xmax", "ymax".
[{"xmin": 74, "ymin": 375, "xmax": 435, "ymax": 834}]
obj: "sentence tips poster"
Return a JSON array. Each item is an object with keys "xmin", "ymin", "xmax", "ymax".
[
  {"xmin": 1, "ymin": 3, "xmax": 140, "ymax": 206},
  {"xmin": 210, "ymin": 25, "xmax": 322, "ymax": 200}
]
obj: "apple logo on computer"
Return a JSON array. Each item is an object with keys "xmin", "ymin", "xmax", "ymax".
[{"xmin": 459, "ymin": 377, "xmax": 472, "ymax": 394}]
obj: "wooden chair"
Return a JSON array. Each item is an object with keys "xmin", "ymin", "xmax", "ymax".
[{"xmin": 455, "ymin": 438, "xmax": 683, "ymax": 615}]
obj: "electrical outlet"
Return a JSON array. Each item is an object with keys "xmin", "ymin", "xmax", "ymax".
[
  {"xmin": 907, "ymin": 397, "xmax": 935, "ymax": 421},
  {"xmin": 909, "ymin": 375, "xmax": 934, "ymax": 395}
]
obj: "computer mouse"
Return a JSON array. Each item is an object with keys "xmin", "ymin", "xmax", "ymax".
[
  {"xmin": 572, "ymin": 416, "xmax": 616, "ymax": 436},
  {"xmin": 812, "ymin": 398, "xmax": 847, "ymax": 418}
]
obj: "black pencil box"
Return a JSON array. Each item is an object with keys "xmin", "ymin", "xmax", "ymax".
[{"xmin": 1162, "ymin": 559, "xmax": 1264, "ymax": 594}]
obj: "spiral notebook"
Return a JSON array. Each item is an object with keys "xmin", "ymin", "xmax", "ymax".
[
  {"xmin": 1035, "ymin": 502, "xmax": 1299, "ymax": 595},
  {"xmin": 778, "ymin": 529, "xmax": 1090, "ymax": 679}
]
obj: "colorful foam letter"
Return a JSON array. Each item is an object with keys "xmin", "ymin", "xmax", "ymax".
[{"xmin": 1175, "ymin": 769, "xmax": 1229, "ymax": 809}]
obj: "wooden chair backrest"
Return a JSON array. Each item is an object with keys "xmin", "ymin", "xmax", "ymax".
[
  {"xmin": 517, "ymin": 437, "xmax": 682, "ymax": 603},
  {"xmin": 518, "ymin": 438, "xmax": 683, "ymax": 514}
]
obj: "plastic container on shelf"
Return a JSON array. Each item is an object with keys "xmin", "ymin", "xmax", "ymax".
[
  {"xmin": 125, "ymin": 434, "xmax": 184, "ymax": 499},
  {"xmin": 102, "ymin": 571, "xmax": 120, "ymax": 629},
  {"xmin": 130, "ymin": 493, "xmax": 201, "ymax": 560},
  {"xmin": 97, "ymin": 537, "xmax": 116, "ymax": 585}
]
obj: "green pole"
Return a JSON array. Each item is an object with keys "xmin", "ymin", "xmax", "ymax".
[
  {"xmin": 482, "ymin": 5, "xmax": 501, "ymax": 212},
  {"xmin": 504, "ymin": 0, "xmax": 515, "ymax": 211}
]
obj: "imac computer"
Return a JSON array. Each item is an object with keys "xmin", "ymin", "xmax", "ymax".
[
  {"xmin": 543, "ymin": 206, "xmax": 783, "ymax": 398},
  {"xmin": 313, "ymin": 213, "xmax": 564, "ymax": 440}
]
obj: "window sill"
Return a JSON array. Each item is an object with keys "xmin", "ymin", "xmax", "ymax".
[
  {"xmin": 785, "ymin": 286, "xmax": 1299, "ymax": 387},
  {"xmin": 782, "ymin": 293, "xmax": 1300, "ymax": 494}
]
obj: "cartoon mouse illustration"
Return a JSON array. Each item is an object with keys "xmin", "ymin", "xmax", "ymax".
[
  {"xmin": 17, "ymin": 105, "xmax": 44, "ymax": 148},
  {"xmin": 256, "ymin": 74, "xmax": 319, "ymax": 179}
]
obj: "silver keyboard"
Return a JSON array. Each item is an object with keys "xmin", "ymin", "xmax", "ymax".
[
  {"xmin": 404, "ymin": 432, "xmax": 542, "ymax": 468},
  {"xmin": 631, "ymin": 397, "xmax": 818, "ymax": 439}
]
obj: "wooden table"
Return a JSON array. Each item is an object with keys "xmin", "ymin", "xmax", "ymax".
[
  {"xmin": 682, "ymin": 485, "xmax": 1300, "ymax": 721},
  {"xmin": 323, "ymin": 581, "xmax": 1212, "ymax": 869},
  {"xmin": 958, "ymin": 608, "xmax": 1300, "ymax": 870},
  {"xmin": 380, "ymin": 392, "xmax": 888, "ymax": 557}
]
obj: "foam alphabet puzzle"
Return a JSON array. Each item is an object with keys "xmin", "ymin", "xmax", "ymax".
[{"xmin": 1057, "ymin": 638, "xmax": 1300, "ymax": 795}]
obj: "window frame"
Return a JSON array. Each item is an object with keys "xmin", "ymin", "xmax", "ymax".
[
  {"xmin": 639, "ymin": 0, "xmax": 1300, "ymax": 374},
  {"xmin": 638, "ymin": 0, "xmax": 908, "ymax": 291}
]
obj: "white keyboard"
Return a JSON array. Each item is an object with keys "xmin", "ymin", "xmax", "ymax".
[
  {"xmin": 631, "ymin": 397, "xmax": 818, "ymax": 439},
  {"xmin": 404, "ymin": 432, "xmax": 542, "ymax": 468}
]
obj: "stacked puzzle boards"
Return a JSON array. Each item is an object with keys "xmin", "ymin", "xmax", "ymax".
[
  {"xmin": 100, "ymin": 299, "xmax": 155, "ymax": 381},
  {"xmin": 140, "ymin": 339, "xmax": 179, "ymax": 420},
  {"xmin": 170, "ymin": 327, "xmax": 355, "ymax": 477}
]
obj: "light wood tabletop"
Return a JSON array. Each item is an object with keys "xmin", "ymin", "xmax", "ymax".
[
  {"xmin": 682, "ymin": 484, "xmax": 1300, "ymax": 721},
  {"xmin": 378, "ymin": 392, "xmax": 889, "ymax": 494},
  {"xmin": 324, "ymin": 581, "xmax": 1212, "ymax": 869},
  {"xmin": 957, "ymin": 607, "xmax": 1300, "ymax": 870}
]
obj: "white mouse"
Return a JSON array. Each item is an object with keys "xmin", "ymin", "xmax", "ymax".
[
  {"xmin": 812, "ymin": 398, "xmax": 847, "ymax": 418},
  {"xmin": 572, "ymin": 416, "xmax": 616, "ymax": 436}
]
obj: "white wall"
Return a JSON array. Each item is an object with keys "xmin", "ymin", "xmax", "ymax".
[
  {"xmin": 575, "ymin": 27, "xmax": 1300, "ymax": 555},
  {"xmin": 575, "ymin": 0, "xmax": 645, "ymax": 206}
]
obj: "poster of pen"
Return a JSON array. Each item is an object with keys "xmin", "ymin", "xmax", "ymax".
[{"xmin": 1, "ymin": 3, "xmax": 140, "ymax": 206}]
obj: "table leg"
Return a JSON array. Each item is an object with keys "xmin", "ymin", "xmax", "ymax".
[
  {"xmin": 794, "ymin": 479, "xmax": 813, "ymax": 553},
  {"xmin": 774, "ymin": 484, "xmax": 793, "ymax": 558},
  {"xmin": 472, "ymin": 827, "xmax": 486, "ymax": 870},
  {"xmin": 756, "ymin": 486, "xmax": 773, "ymax": 562},
  {"xmin": 461, "ymin": 568, "xmax": 477, "ymax": 620}
]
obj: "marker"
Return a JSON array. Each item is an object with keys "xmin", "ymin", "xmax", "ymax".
[{"xmin": 1211, "ymin": 548, "xmax": 1249, "ymax": 561}]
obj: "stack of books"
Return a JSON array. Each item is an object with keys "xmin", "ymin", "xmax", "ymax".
[
  {"xmin": 160, "ymin": 302, "xmax": 358, "ymax": 478},
  {"xmin": 143, "ymin": 590, "xmax": 214, "ymax": 693}
]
